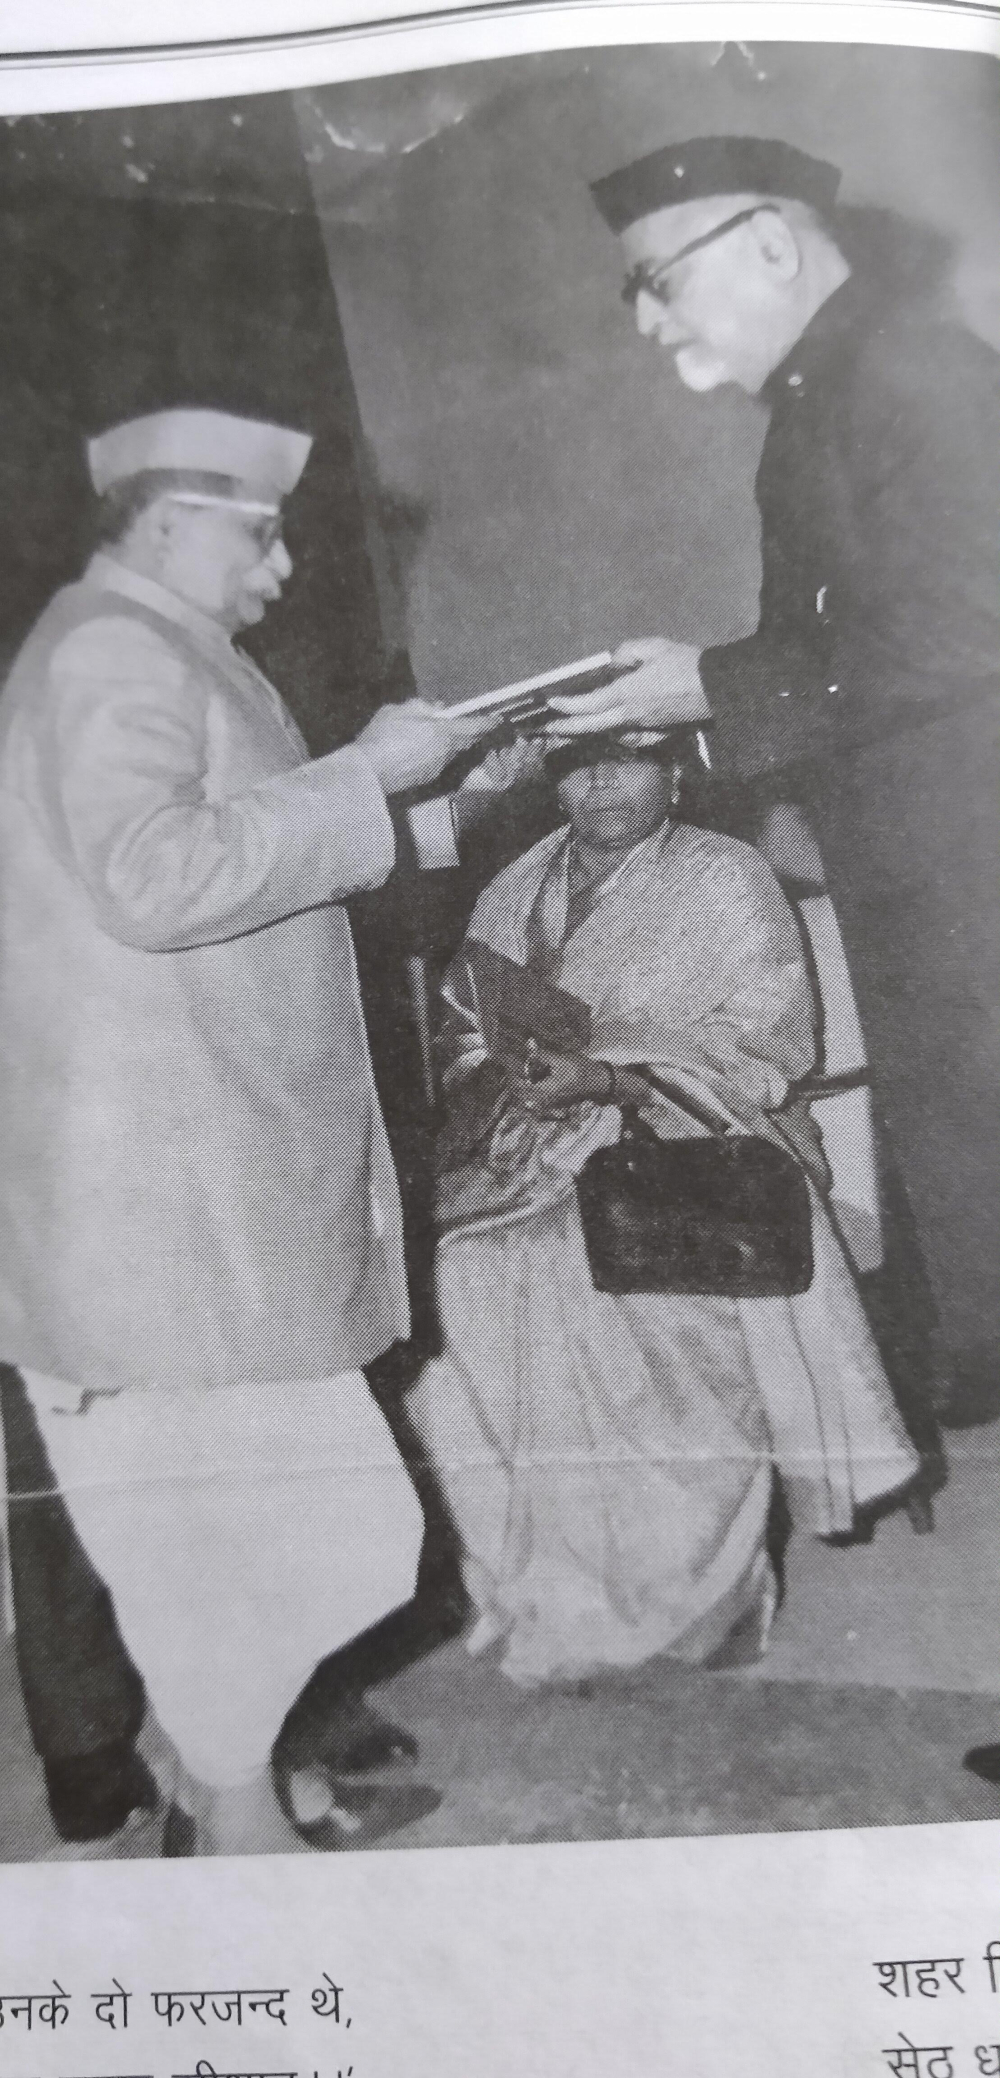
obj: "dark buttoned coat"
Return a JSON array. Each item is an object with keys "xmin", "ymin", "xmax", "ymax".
[{"xmin": 699, "ymin": 269, "xmax": 1000, "ymax": 1388}]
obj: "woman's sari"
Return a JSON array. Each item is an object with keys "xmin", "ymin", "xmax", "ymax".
[{"xmin": 409, "ymin": 820, "xmax": 918, "ymax": 1689}]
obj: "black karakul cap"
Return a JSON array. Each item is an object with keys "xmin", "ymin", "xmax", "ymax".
[{"xmin": 590, "ymin": 135, "xmax": 842, "ymax": 234}]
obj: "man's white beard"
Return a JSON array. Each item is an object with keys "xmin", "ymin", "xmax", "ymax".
[{"xmin": 674, "ymin": 343, "xmax": 733, "ymax": 392}]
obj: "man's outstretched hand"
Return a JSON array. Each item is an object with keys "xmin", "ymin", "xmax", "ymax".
[
  {"xmin": 355, "ymin": 698, "xmax": 496, "ymax": 795},
  {"xmin": 356, "ymin": 639, "xmax": 710, "ymax": 794},
  {"xmin": 545, "ymin": 638, "xmax": 710, "ymax": 736}
]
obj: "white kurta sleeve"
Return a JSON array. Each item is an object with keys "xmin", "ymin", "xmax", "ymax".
[{"xmin": 37, "ymin": 616, "xmax": 396, "ymax": 951}]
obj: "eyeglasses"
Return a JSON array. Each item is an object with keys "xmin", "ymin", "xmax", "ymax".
[
  {"xmin": 167, "ymin": 493, "xmax": 284, "ymax": 553},
  {"xmin": 621, "ymin": 202, "xmax": 781, "ymax": 308}
]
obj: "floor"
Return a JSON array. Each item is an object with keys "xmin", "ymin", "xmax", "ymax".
[
  {"xmin": 741, "ymin": 1437, "xmax": 1000, "ymax": 1697},
  {"xmin": 1, "ymin": 1431, "xmax": 997, "ymax": 1862}
]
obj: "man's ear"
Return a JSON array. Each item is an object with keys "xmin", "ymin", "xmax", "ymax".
[
  {"xmin": 123, "ymin": 495, "xmax": 179, "ymax": 564},
  {"xmin": 145, "ymin": 495, "xmax": 182, "ymax": 549},
  {"xmin": 751, "ymin": 209, "xmax": 802, "ymax": 283}
]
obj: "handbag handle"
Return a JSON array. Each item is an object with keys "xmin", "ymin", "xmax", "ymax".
[{"xmin": 628, "ymin": 1066, "xmax": 735, "ymax": 1144}]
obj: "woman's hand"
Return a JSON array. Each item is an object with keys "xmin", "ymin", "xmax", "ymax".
[{"xmin": 513, "ymin": 1042, "xmax": 611, "ymax": 1117}]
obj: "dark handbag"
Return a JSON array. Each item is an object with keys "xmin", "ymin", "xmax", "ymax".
[{"xmin": 576, "ymin": 1074, "xmax": 813, "ymax": 1298}]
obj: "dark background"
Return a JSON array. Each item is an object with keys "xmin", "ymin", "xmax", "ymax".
[
  {"xmin": 0, "ymin": 93, "xmax": 394, "ymax": 747},
  {"xmin": 304, "ymin": 44, "xmax": 1000, "ymax": 705}
]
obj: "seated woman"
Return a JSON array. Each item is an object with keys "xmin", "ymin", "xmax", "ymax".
[{"xmin": 409, "ymin": 731, "xmax": 918, "ymax": 1691}]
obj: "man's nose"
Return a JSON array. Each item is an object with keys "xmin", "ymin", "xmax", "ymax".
[{"xmin": 267, "ymin": 537, "xmax": 292, "ymax": 581}]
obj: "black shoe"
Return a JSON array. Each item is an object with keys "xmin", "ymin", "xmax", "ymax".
[
  {"xmin": 329, "ymin": 1703, "xmax": 419, "ymax": 1774},
  {"xmin": 44, "ymin": 1744, "xmax": 159, "ymax": 1843},
  {"xmin": 281, "ymin": 1699, "xmax": 419, "ymax": 1777},
  {"xmin": 905, "ymin": 1487, "xmax": 935, "ymax": 1535},
  {"xmin": 963, "ymin": 1744, "xmax": 1000, "ymax": 1788},
  {"xmin": 288, "ymin": 1778, "xmax": 441, "ymax": 1851}
]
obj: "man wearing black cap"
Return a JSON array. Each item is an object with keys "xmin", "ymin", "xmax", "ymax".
[{"xmin": 548, "ymin": 136, "xmax": 1000, "ymax": 1465}]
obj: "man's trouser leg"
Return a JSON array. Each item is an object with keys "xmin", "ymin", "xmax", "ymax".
[
  {"xmin": 821, "ymin": 701, "xmax": 1000, "ymax": 1427},
  {"xmin": 860, "ymin": 1123, "xmax": 948, "ymax": 1476},
  {"xmin": 21, "ymin": 1371, "xmax": 425, "ymax": 1796},
  {"xmin": 0, "ymin": 1365, "xmax": 154, "ymax": 1841}
]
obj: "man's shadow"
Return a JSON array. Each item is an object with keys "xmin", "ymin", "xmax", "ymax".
[{"xmin": 272, "ymin": 1338, "xmax": 470, "ymax": 1775}]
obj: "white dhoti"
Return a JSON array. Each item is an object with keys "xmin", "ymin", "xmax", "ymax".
[{"xmin": 19, "ymin": 1369, "xmax": 424, "ymax": 1787}]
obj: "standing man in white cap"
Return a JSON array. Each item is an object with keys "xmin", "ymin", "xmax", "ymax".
[{"xmin": 0, "ymin": 407, "xmax": 490, "ymax": 1854}]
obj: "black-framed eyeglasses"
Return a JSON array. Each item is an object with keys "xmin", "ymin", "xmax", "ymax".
[{"xmin": 621, "ymin": 202, "xmax": 781, "ymax": 308}]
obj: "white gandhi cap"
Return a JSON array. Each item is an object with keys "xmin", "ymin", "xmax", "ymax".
[{"xmin": 87, "ymin": 409, "xmax": 313, "ymax": 504}]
